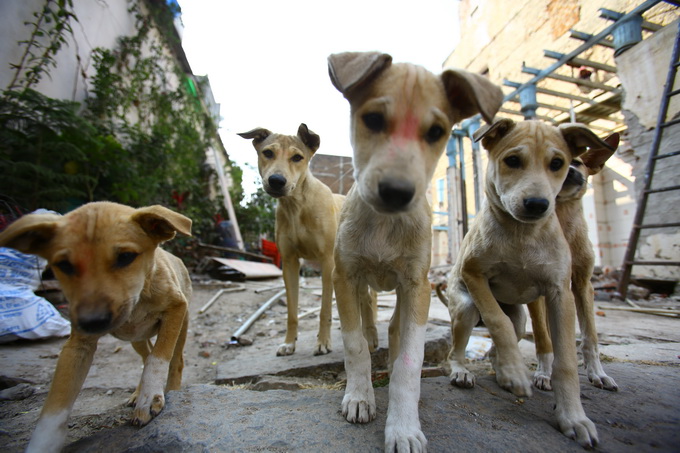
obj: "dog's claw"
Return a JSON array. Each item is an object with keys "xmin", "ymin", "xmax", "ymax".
[
  {"xmin": 532, "ymin": 372, "xmax": 552, "ymax": 391},
  {"xmin": 558, "ymin": 415, "xmax": 598, "ymax": 448},
  {"xmin": 450, "ymin": 371, "xmax": 476, "ymax": 388}
]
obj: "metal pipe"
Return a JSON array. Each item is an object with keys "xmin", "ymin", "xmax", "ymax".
[
  {"xmin": 231, "ymin": 289, "xmax": 286, "ymax": 341},
  {"xmin": 198, "ymin": 285, "xmax": 246, "ymax": 314}
]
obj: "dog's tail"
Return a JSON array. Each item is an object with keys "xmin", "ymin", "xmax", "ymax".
[{"xmin": 435, "ymin": 282, "xmax": 449, "ymax": 307}]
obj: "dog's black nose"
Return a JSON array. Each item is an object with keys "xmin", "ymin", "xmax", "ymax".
[
  {"xmin": 565, "ymin": 167, "xmax": 585, "ymax": 186},
  {"xmin": 77, "ymin": 310, "xmax": 113, "ymax": 333},
  {"xmin": 268, "ymin": 174, "xmax": 286, "ymax": 191},
  {"xmin": 378, "ymin": 178, "xmax": 415, "ymax": 211},
  {"xmin": 523, "ymin": 197, "xmax": 550, "ymax": 216}
]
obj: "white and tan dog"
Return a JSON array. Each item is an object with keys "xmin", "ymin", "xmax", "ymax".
[
  {"xmin": 239, "ymin": 124, "xmax": 344, "ymax": 356},
  {"xmin": 328, "ymin": 51, "xmax": 503, "ymax": 452},
  {"xmin": 529, "ymin": 132, "xmax": 619, "ymax": 392},
  {"xmin": 446, "ymin": 119, "xmax": 617, "ymax": 448},
  {"xmin": 0, "ymin": 201, "xmax": 192, "ymax": 453}
]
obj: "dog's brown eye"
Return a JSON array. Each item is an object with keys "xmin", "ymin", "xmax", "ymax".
[
  {"xmin": 362, "ymin": 113, "xmax": 385, "ymax": 132},
  {"xmin": 115, "ymin": 252, "xmax": 139, "ymax": 268},
  {"xmin": 291, "ymin": 154, "xmax": 304, "ymax": 163},
  {"xmin": 262, "ymin": 149, "xmax": 274, "ymax": 159},
  {"xmin": 55, "ymin": 260, "xmax": 76, "ymax": 276},
  {"xmin": 504, "ymin": 156, "xmax": 521, "ymax": 168},
  {"xmin": 425, "ymin": 125, "xmax": 445, "ymax": 143},
  {"xmin": 550, "ymin": 158, "xmax": 564, "ymax": 171}
]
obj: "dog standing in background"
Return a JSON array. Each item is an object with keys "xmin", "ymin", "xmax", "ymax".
[
  {"xmin": 328, "ymin": 51, "xmax": 503, "ymax": 452},
  {"xmin": 240, "ymin": 124, "xmax": 344, "ymax": 356}
]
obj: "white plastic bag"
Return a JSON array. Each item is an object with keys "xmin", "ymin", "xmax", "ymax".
[{"xmin": 0, "ymin": 246, "xmax": 71, "ymax": 343}]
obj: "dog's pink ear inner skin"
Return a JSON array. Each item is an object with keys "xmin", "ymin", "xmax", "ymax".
[
  {"xmin": 237, "ymin": 128, "xmax": 272, "ymax": 144},
  {"xmin": 297, "ymin": 123, "xmax": 320, "ymax": 153},
  {"xmin": 580, "ymin": 132, "xmax": 619, "ymax": 175},
  {"xmin": 559, "ymin": 123, "xmax": 617, "ymax": 159},
  {"xmin": 440, "ymin": 70, "xmax": 504, "ymax": 124},
  {"xmin": 132, "ymin": 206, "xmax": 192, "ymax": 243},
  {"xmin": 0, "ymin": 214, "xmax": 61, "ymax": 257},
  {"xmin": 327, "ymin": 52, "xmax": 392, "ymax": 97},
  {"xmin": 473, "ymin": 117, "xmax": 516, "ymax": 151}
]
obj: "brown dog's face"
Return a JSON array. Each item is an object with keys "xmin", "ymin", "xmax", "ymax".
[
  {"xmin": 485, "ymin": 121, "xmax": 573, "ymax": 222},
  {"xmin": 328, "ymin": 52, "xmax": 504, "ymax": 214},
  {"xmin": 239, "ymin": 124, "xmax": 320, "ymax": 198},
  {"xmin": 0, "ymin": 202, "xmax": 191, "ymax": 335},
  {"xmin": 477, "ymin": 120, "xmax": 617, "ymax": 223},
  {"xmin": 349, "ymin": 63, "xmax": 454, "ymax": 213}
]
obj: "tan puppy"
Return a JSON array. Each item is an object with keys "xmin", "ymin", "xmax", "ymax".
[
  {"xmin": 239, "ymin": 124, "xmax": 344, "ymax": 356},
  {"xmin": 328, "ymin": 51, "xmax": 503, "ymax": 452},
  {"xmin": 529, "ymin": 133, "xmax": 619, "ymax": 392},
  {"xmin": 0, "ymin": 201, "xmax": 192, "ymax": 453},
  {"xmin": 446, "ymin": 119, "xmax": 617, "ymax": 448}
]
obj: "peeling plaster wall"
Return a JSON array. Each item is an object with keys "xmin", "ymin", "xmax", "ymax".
[{"xmin": 615, "ymin": 20, "xmax": 680, "ymax": 281}]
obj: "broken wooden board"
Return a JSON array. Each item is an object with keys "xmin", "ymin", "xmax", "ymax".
[{"xmin": 211, "ymin": 257, "xmax": 282, "ymax": 279}]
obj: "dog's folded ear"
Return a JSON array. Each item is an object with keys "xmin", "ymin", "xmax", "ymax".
[
  {"xmin": 0, "ymin": 213, "xmax": 61, "ymax": 256},
  {"xmin": 297, "ymin": 123, "xmax": 320, "ymax": 153},
  {"xmin": 473, "ymin": 118, "xmax": 516, "ymax": 150},
  {"xmin": 440, "ymin": 70, "xmax": 504, "ymax": 124},
  {"xmin": 580, "ymin": 132, "xmax": 619, "ymax": 175},
  {"xmin": 559, "ymin": 123, "xmax": 617, "ymax": 158},
  {"xmin": 238, "ymin": 128, "xmax": 272, "ymax": 144},
  {"xmin": 328, "ymin": 52, "xmax": 392, "ymax": 97},
  {"xmin": 132, "ymin": 206, "xmax": 192, "ymax": 243}
]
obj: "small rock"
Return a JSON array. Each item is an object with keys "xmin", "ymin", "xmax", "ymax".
[
  {"xmin": 199, "ymin": 351, "xmax": 211, "ymax": 358},
  {"xmin": 0, "ymin": 383, "xmax": 34, "ymax": 401},
  {"xmin": 238, "ymin": 336, "xmax": 253, "ymax": 346},
  {"xmin": 106, "ymin": 389, "xmax": 114, "ymax": 396}
]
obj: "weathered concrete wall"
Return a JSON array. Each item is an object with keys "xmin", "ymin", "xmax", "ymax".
[
  {"xmin": 309, "ymin": 154, "xmax": 355, "ymax": 196},
  {"xmin": 615, "ymin": 19, "xmax": 680, "ymax": 280}
]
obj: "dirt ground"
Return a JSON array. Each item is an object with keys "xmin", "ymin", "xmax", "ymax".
[
  {"xmin": 0, "ymin": 275, "xmax": 329, "ymax": 451},
  {"xmin": 1, "ymin": 271, "xmax": 679, "ymax": 451}
]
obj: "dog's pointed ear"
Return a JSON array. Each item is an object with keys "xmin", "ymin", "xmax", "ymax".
[
  {"xmin": 559, "ymin": 123, "xmax": 617, "ymax": 159},
  {"xmin": 237, "ymin": 128, "xmax": 272, "ymax": 146},
  {"xmin": 297, "ymin": 123, "xmax": 320, "ymax": 153},
  {"xmin": 328, "ymin": 52, "xmax": 392, "ymax": 98},
  {"xmin": 0, "ymin": 213, "xmax": 61, "ymax": 257},
  {"xmin": 580, "ymin": 132, "xmax": 619, "ymax": 175},
  {"xmin": 440, "ymin": 70, "xmax": 504, "ymax": 124},
  {"xmin": 473, "ymin": 118, "xmax": 515, "ymax": 151},
  {"xmin": 132, "ymin": 206, "xmax": 192, "ymax": 243}
]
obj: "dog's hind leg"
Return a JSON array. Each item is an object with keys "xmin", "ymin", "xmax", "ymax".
[
  {"xmin": 278, "ymin": 255, "xmax": 301, "ymax": 356},
  {"xmin": 572, "ymin": 271, "xmax": 617, "ymax": 391},
  {"xmin": 447, "ymin": 292, "xmax": 480, "ymax": 388},
  {"xmin": 26, "ymin": 333, "xmax": 98, "ymax": 453},
  {"xmin": 128, "ymin": 339, "xmax": 153, "ymax": 406},
  {"xmin": 314, "ymin": 256, "xmax": 334, "ymax": 355},
  {"xmin": 527, "ymin": 297, "xmax": 554, "ymax": 390}
]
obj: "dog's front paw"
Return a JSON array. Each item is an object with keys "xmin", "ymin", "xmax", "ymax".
[
  {"xmin": 385, "ymin": 418, "xmax": 427, "ymax": 452},
  {"xmin": 132, "ymin": 392, "xmax": 165, "ymax": 426},
  {"xmin": 276, "ymin": 342, "xmax": 295, "ymax": 356},
  {"xmin": 556, "ymin": 411, "xmax": 598, "ymax": 448},
  {"xmin": 313, "ymin": 340, "xmax": 332, "ymax": 356},
  {"xmin": 341, "ymin": 390, "xmax": 376, "ymax": 423},
  {"xmin": 495, "ymin": 362, "xmax": 532, "ymax": 397}
]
